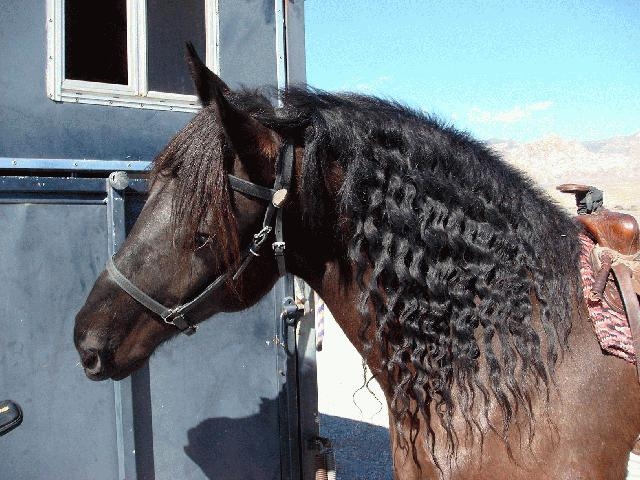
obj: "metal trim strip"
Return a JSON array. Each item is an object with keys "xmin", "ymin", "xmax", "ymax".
[
  {"xmin": 0, "ymin": 176, "xmax": 107, "ymax": 193},
  {"xmin": 106, "ymin": 178, "xmax": 139, "ymax": 480},
  {"xmin": 0, "ymin": 176, "xmax": 147, "ymax": 196},
  {"xmin": 0, "ymin": 158, "xmax": 152, "ymax": 172},
  {"xmin": 0, "ymin": 198, "xmax": 106, "ymax": 205}
]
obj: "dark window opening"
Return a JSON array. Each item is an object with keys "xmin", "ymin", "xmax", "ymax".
[
  {"xmin": 146, "ymin": 0, "xmax": 205, "ymax": 94},
  {"xmin": 65, "ymin": 0, "xmax": 128, "ymax": 85}
]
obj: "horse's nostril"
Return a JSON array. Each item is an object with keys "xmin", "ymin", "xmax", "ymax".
[
  {"xmin": 77, "ymin": 337, "xmax": 110, "ymax": 379},
  {"xmin": 81, "ymin": 348, "xmax": 101, "ymax": 372}
]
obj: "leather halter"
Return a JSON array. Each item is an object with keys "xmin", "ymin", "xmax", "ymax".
[{"xmin": 106, "ymin": 142, "xmax": 295, "ymax": 335}]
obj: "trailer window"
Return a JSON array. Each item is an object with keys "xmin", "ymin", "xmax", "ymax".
[
  {"xmin": 64, "ymin": 0, "xmax": 128, "ymax": 85},
  {"xmin": 147, "ymin": 0, "xmax": 206, "ymax": 95},
  {"xmin": 47, "ymin": 0, "xmax": 218, "ymax": 112}
]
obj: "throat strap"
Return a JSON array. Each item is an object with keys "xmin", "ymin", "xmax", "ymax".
[
  {"xmin": 228, "ymin": 175, "xmax": 276, "ymax": 202},
  {"xmin": 272, "ymin": 143, "xmax": 294, "ymax": 276}
]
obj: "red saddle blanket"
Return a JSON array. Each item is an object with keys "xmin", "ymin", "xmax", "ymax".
[{"xmin": 579, "ymin": 234, "xmax": 635, "ymax": 363}]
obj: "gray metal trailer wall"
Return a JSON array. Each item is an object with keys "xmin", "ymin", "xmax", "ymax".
[{"xmin": 0, "ymin": 176, "xmax": 304, "ymax": 479}]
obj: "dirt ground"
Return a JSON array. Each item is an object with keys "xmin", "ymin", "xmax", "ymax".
[{"xmin": 316, "ymin": 312, "xmax": 393, "ymax": 480}]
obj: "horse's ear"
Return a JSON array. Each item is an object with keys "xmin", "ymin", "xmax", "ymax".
[
  {"xmin": 185, "ymin": 42, "xmax": 230, "ymax": 105},
  {"xmin": 185, "ymin": 43, "xmax": 278, "ymax": 166}
]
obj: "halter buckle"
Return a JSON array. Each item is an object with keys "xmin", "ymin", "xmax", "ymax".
[
  {"xmin": 253, "ymin": 226, "xmax": 272, "ymax": 246},
  {"xmin": 162, "ymin": 312, "xmax": 197, "ymax": 335},
  {"xmin": 162, "ymin": 312, "xmax": 181, "ymax": 325},
  {"xmin": 272, "ymin": 189, "xmax": 288, "ymax": 208},
  {"xmin": 272, "ymin": 241, "xmax": 286, "ymax": 255}
]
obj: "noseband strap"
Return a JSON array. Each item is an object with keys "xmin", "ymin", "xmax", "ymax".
[{"xmin": 106, "ymin": 142, "xmax": 295, "ymax": 335}]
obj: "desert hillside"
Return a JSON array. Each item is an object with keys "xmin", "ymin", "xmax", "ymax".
[{"xmin": 490, "ymin": 132, "xmax": 640, "ymax": 216}]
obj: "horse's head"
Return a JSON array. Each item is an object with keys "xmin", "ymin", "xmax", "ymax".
[{"xmin": 74, "ymin": 46, "xmax": 293, "ymax": 380}]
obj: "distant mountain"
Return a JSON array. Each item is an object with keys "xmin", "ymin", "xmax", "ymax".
[
  {"xmin": 488, "ymin": 132, "xmax": 639, "ymax": 215},
  {"xmin": 583, "ymin": 132, "xmax": 640, "ymax": 157}
]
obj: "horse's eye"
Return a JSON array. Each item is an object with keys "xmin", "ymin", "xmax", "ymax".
[{"xmin": 194, "ymin": 233, "xmax": 212, "ymax": 250}]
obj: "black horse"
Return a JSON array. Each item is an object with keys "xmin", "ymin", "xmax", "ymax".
[{"xmin": 74, "ymin": 47, "xmax": 640, "ymax": 479}]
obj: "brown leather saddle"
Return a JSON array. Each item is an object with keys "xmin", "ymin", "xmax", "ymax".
[{"xmin": 558, "ymin": 184, "xmax": 640, "ymax": 378}]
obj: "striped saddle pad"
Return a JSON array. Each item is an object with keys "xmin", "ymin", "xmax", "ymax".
[{"xmin": 579, "ymin": 234, "xmax": 635, "ymax": 363}]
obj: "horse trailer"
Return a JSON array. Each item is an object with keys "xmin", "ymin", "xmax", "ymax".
[{"xmin": 0, "ymin": 1, "xmax": 319, "ymax": 479}]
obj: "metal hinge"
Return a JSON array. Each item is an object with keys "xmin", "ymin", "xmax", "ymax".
[{"xmin": 280, "ymin": 296, "xmax": 304, "ymax": 327}]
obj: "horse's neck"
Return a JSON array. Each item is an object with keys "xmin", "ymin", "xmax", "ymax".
[
  {"xmin": 303, "ymin": 256, "xmax": 592, "ymax": 401},
  {"xmin": 304, "ymin": 260, "xmax": 389, "ymax": 390}
]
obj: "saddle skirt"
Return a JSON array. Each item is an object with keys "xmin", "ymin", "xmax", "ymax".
[{"xmin": 579, "ymin": 234, "xmax": 637, "ymax": 363}]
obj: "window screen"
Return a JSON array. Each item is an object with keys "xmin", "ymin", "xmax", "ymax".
[
  {"xmin": 146, "ymin": 0, "xmax": 206, "ymax": 94},
  {"xmin": 64, "ymin": 0, "xmax": 128, "ymax": 85}
]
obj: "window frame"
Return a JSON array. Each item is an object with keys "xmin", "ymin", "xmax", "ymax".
[{"xmin": 46, "ymin": 0, "xmax": 219, "ymax": 112}]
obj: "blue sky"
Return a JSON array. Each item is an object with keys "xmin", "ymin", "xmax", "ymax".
[{"xmin": 304, "ymin": 1, "xmax": 640, "ymax": 142}]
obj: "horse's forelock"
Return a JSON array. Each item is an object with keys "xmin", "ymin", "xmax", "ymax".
[{"xmin": 150, "ymin": 107, "xmax": 240, "ymax": 270}]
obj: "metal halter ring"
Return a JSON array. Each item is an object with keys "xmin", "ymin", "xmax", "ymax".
[{"xmin": 253, "ymin": 226, "xmax": 272, "ymax": 245}]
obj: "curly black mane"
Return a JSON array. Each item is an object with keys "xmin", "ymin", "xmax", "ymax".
[
  {"xmin": 155, "ymin": 87, "xmax": 583, "ymax": 459},
  {"xmin": 275, "ymin": 89, "xmax": 581, "ymax": 455}
]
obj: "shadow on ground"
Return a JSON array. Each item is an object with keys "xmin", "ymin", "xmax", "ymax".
[
  {"xmin": 183, "ymin": 396, "xmax": 281, "ymax": 480},
  {"xmin": 181, "ymin": 407, "xmax": 392, "ymax": 480},
  {"xmin": 320, "ymin": 413, "xmax": 393, "ymax": 480}
]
